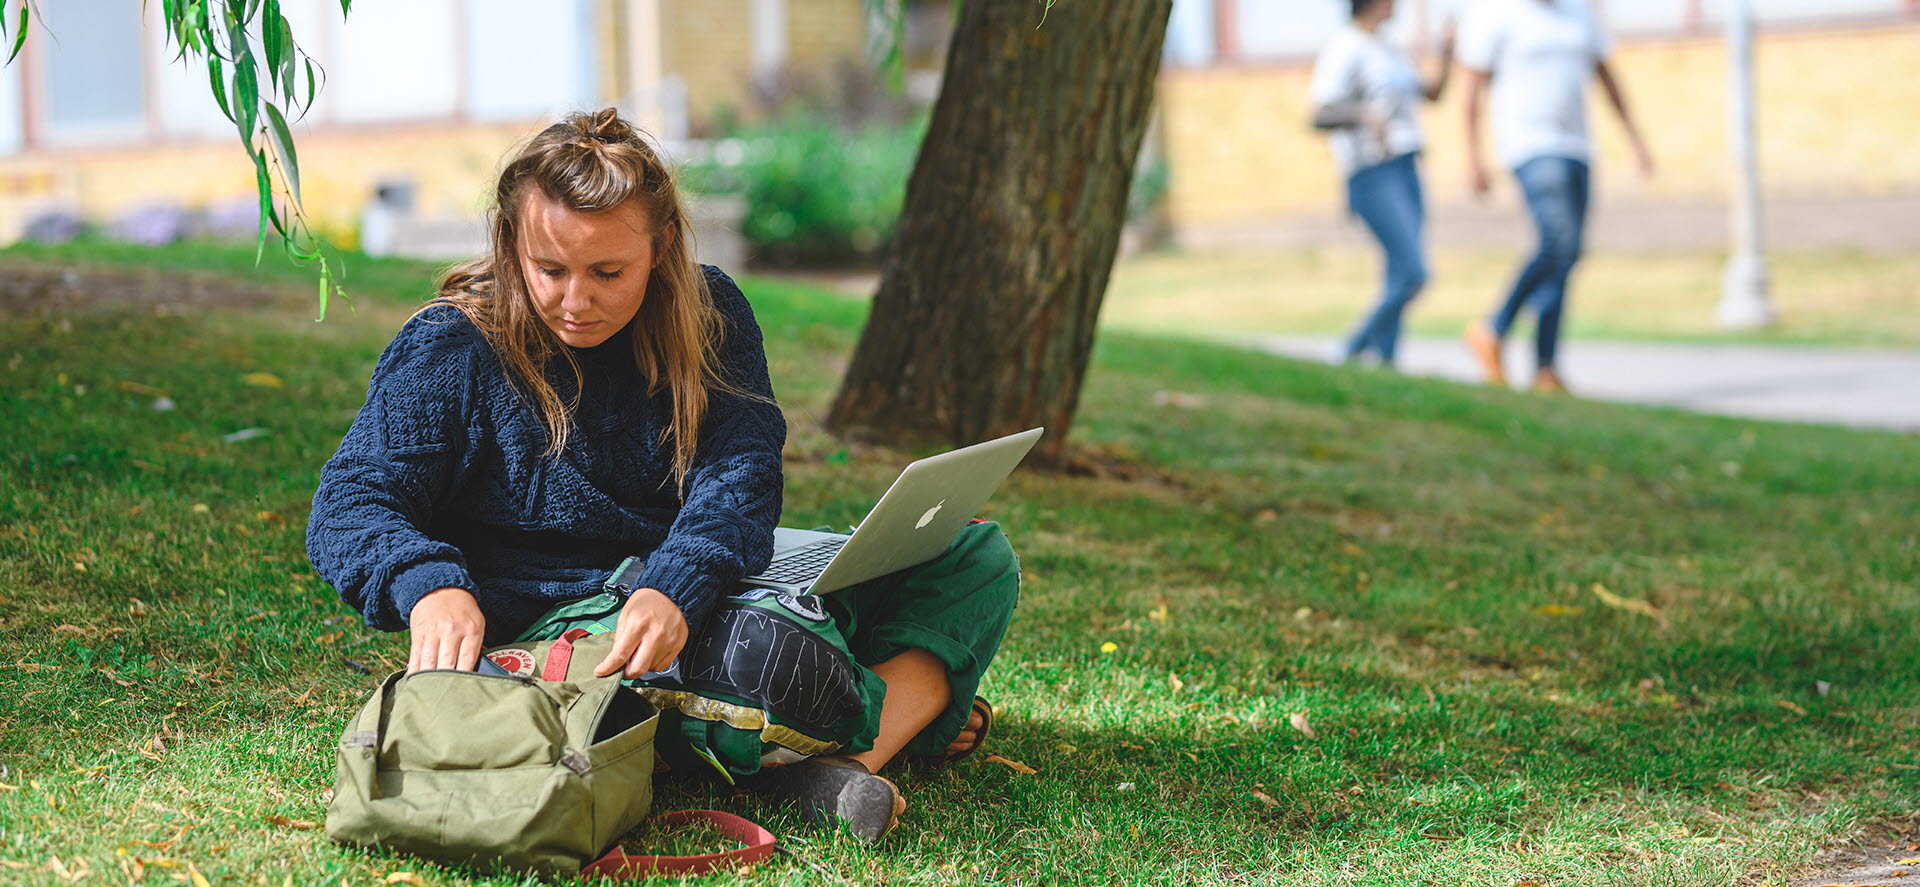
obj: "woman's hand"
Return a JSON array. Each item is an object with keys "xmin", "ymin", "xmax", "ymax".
[
  {"xmin": 1467, "ymin": 156, "xmax": 1493, "ymax": 200},
  {"xmin": 408, "ymin": 587, "xmax": 487, "ymax": 673},
  {"xmin": 593, "ymin": 587, "xmax": 690, "ymax": 678}
]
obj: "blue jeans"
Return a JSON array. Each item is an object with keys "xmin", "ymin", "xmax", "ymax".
[
  {"xmin": 1490, "ymin": 156, "xmax": 1590, "ymax": 370},
  {"xmin": 1343, "ymin": 153, "xmax": 1429, "ymax": 364}
]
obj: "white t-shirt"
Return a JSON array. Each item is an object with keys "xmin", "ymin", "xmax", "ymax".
[
  {"xmin": 1458, "ymin": 0, "xmax": 1611, "ymax": 168},
  {"xmin": 1308, "ymin": 25, "xmax": 1425, "ymax": 177}
]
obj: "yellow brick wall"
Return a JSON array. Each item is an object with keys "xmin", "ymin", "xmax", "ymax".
[
  {"xmin": 1159, "ymin": 23, "xmax": 1920, "ymax": 231},
  {"xmin": 787, "ymin": 0, "xmax": 870, "ymax": 71},
  {"xmin": 663, "ymin": 0, "xmax": 757, "ymax": 123},
  {"xmin": 663, "ymin": 0, "xmax": 868, "ymax": 126}
]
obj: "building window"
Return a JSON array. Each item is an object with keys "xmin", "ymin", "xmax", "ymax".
[{"xmin": 36, "ymin": 0, "xmax": 149, "ymax": 146}]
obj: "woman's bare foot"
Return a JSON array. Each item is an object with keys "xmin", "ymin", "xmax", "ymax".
[{"xmin": 1465, "ymin": 321, "xmax": 1507, "ymax": 386}]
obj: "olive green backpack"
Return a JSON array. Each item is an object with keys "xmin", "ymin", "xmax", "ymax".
[{"xmin": 324, "ymin": 630, "xmax": 773, "ymax": 878}]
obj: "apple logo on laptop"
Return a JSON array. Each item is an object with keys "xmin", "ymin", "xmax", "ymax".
[{"xmin": 916, "ymin": 499, "xmax": 946, "ymax": 529}]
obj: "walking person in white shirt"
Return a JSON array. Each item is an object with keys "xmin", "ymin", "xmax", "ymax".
[
  {"xmin": 1459, "ymin": 0, "xmax": 1654, "ymax": 392},
  {"xmin": 1309, "ymin": 0, "xmax": 1454, "ymax": 367}
]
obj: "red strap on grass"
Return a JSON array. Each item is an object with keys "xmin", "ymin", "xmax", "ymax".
[
  {"xmin": 541, "ymin": 628, "xmax": 591, "ymax": 682},
  {"xmin": 581, "ymin": 810, "xmax": 776, "ymax": 878}
]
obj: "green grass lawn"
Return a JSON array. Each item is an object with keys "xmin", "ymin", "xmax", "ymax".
[
  {"xmin": 1, "ymin": 240, "xmax": 1916, "ymax": 886},
  {"xmin": 1106, "ymin": 245, "xmax": 1920, "ymax": 349}
]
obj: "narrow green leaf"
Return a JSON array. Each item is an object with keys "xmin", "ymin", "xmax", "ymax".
[
  {"xmin": 185, "ymin": 1, "xmax": 208, "ymax": 57},
  {"xmin": 161, "ymin": 0, "xmax": 185, "ymax": 60},
  {"xmin": 252, "ymin": 152, "xmax": 272, "ymax": 264},
  {"xmin": 316, "ymin": 264, "xmax": 329, "ymax": 322},
  {"xmin": 338, "ymin": 0, "xmax": 352, "ymax": 19},
  {"xmin": 301, "ymin": 57, "xmax": 316, "ymax": 117},
  {"xmin": 273, "ymin": 15, "xmax": 295, "ymax": 100},
  {"xmin": 283, "ymin": 228, "xmax": 319, "ymax": 261},
  {"xmin": 207, "ymin": 54, "xmax": 234, "ymax": 123},
  {"xmin": 260, "ymin": 0, "xmax": 282, "ymax": 91},
  {"xmin": 9, "ymin": 3, "xmax": 29, "ymax": 65},
  {"xmin": 232, "ymin": 51, "xmax": 259, "ymax": 143},
  {"xmin": 262, "ymin": 101, "xmax": 301, "ymax": 209}
]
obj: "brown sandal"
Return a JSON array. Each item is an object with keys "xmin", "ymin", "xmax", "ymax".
[{"xmin": 901, "ymin": 696, "xmax": 993, "ymax": 768}]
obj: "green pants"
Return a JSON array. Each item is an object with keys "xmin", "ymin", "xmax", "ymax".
[{"xmin": 511, "ymin": 520, "xmax": 1019, "ymax": 772}]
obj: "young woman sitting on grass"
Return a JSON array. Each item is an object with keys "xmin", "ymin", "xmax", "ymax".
[{"xmin": 305, "ymin": 108, "xmax": 1018, "ymax": 841}]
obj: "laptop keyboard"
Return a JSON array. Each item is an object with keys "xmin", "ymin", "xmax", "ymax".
[{"xmin": 754, "ymin": 537, "xmax": 847, "ymax": 584}]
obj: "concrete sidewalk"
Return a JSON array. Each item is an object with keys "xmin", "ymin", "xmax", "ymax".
[{"xmin": 1245, "ymin": 335, "xmax": 1920, "ymax": 433}]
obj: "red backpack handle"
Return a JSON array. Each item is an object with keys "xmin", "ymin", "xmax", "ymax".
[{"xmin": 581, "ymin": 810, "xmax": 777, "ymax": 878}]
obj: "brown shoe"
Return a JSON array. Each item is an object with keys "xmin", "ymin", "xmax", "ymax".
[
  {"xmin": 1465, "ymin": 321, "xmax": 1506, "ymax": 386},
  {"xmin": 1532, "ymin": 368, "xmax": 1569, "ymax": 394}
]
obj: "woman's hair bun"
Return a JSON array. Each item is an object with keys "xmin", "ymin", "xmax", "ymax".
[{"xmin": 571, "ymin": 107, "xmax": 636, "ymax": 147}]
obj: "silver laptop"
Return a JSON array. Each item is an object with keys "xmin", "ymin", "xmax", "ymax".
[{"xmin": 742, "ymin": 427, "xmax": 1044, "ymax": 595}]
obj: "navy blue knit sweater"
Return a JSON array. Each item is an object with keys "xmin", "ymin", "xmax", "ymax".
[{"xmin": 306, "ymin": 266, "xmax": 785, "ymax": 644}]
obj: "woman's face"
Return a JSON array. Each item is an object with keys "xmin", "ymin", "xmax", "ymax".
[{"xmin": 516, "ymin": 190, "xmax": 662, "ymax": 348}]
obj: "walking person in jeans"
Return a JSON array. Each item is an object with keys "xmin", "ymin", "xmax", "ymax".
[
  {"xmin": 1310, "ymin": 0, "xmax": 1454, "ymax": 367},
  {"xmin": 1460, "ymin": 0, "xmax": 1654, "ymax": 392}
]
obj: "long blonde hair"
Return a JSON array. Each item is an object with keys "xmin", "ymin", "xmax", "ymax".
[{"xmin": 430, "ymin": 108, "xmax": 722, "ymax": 488}]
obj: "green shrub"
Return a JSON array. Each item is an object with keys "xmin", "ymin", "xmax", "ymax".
[{"xmin": 698, "ymin": 114, "xmax": 926, "ymax": 267}]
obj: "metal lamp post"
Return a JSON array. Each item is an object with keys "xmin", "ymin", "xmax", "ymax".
[{"xmin": 1718, "ymin": 0, "xmax": 1775, "ymax": 329}]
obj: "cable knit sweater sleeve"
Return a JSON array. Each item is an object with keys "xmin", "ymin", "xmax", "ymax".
[
  {"xmin": 306, "ymin": 308, "xmax": 481, "ymax": 632},
  {"xmin": 633, "ymin": 268, "xmax": 787, "ymax": 634}
]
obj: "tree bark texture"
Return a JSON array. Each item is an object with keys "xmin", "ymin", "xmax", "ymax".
[{"xmin": 824, "ymin": 0, "xmax": 1172, "ymax": 464}]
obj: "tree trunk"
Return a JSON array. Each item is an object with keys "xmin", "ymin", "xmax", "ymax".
[{"xmin": 824, "ymin": 0, "xmax": 1172, "ymax": 465}]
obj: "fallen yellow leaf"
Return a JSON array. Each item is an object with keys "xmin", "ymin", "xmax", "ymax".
[
  {"xmin": 264, "ymin": 815, "xmax": 322, "ymax": 830},
  {"xmin": 1532, "ymin": 604, "xmax": 1582, "ymax": 617},
  {"xmin": 1148, "ymin": 604, "xmax": 1169, "ymax": 624},
  {"xmin": 189, "ymin": 863, "xmax": 212, "ymax": 887},
  {"xmin": 385, "ymin": 873, "xmax": 427, "ymax": 885},
  {"xmin": 1250, "ymin": 790, "xmax": 1279, "ymax": 809},
  {"xmin": 985, "ymin": 754, "xmax": 1037, "ymax": 775},
  {"xmin": 1899, "ymin": 857, "xmax": 1920, "ymax": 864},
  {"xmin": 242, "ymin": 372, "xmax": 286, "ymax": 389},
  {"xmin": 1055, "ymin": 743, "xmax": 1077, "ymax": 754},
  {"xmin": 1289, "ymin": 712, "xmax": 1317, "ymax": 739},
  {"xmin": 1591, "ymin": 583, "xmax": 1660, "ymax": 618}
]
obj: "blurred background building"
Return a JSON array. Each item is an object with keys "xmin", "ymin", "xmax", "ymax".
[
  {"xmin": 0, "ymin": 0, "xmax": 870, "ymax": 256},
  {"xmin": 0, "ymin": 0, "xmax": 1913, "ymax": 259}
]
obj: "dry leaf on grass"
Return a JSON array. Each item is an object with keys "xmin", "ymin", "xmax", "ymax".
[
  {"xmin": 188, "ymin": 863, "xmax": 212, "ymax": 887},
  {"xmin": 385, "ymin": 871, "xmax": 427, "ymax": 884},
  {"xmin": 264, "ymin": 815, "xmax": 322, "ymax": 830},
  {"xmin": 1289, "ymin": 712, "xmax": 1317, "ymax": 739},
  {"xmin": 241, "ymin": 372, "xmax": 286, "ymax": 389},
  {"xmin": 1899, "ymin": 857, "xmax": 1920, "ymax": 864},
  {"xmin": 1249, "ymin": 790, "xmax": 1279, "ymax": 809},
  {"xmin": 985, "ymin": 754, "xmax": 1037, "ymax": 775},
  {"xmin": 1532, "ymin": 604, "xmax": 1582, "ymax": 617},
  {"xmin": 1591, "ymin": 583, "xmax": 1660, "ymax": 619}
]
